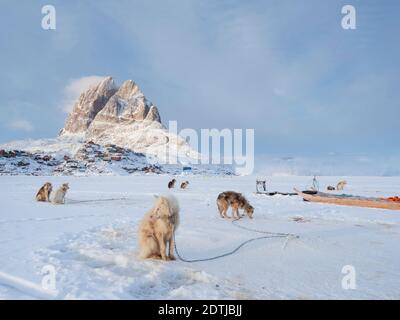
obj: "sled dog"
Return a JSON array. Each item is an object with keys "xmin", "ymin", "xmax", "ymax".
[
  {"xmin": 168, "ymin": 179, "xmax": 176, "ymax": 189},
  {"xmin": 36, "ymin": 182, "xmax": 53, "ymax": 202},
  {"xmin": 51, "ymin": 183, "xmax": 69, "ymax": 204},
  {"xmin": 217, "ymin": 191, "xmax": 254, "ymax": 219},
  {"xmin": 180, "ymin": 181, "xmax": 189, "ymax": 189},
  {"xmin": 336, "ymin": 180, "xmax": 347, "ymax": 191},
  {"xmin": 138, "ymin": 194, "xmax": 180, "ymax": 261}
]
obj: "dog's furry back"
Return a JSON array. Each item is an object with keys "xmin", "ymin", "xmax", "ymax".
[
  {"xmin": 217, "ymin": 191, "xmax": 254, "ymax": 219},
  {"xmin": 217, "ymin": 191, "xmax": 248, "ymax": 208}
]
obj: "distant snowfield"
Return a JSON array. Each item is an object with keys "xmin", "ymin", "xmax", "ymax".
[
  {"xmin": 0, "ymin": 175, "xmax": 399, "ymax": 299},
  {"xmin": 0, "ymin": 136, "xmax": 85, "ymax": 157}
]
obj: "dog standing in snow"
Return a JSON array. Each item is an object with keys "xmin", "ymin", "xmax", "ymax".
[
  {"xmin": 217, "ymin": 191, "xmax": 254, "ymax": 219},
  {"xmin": 51, "ymin": 183, "xmax": 69, "ymax": 204},
  {"xmin": 336, "ymin": 180, "xmax": 347, "ymax": 191},
  {"xmin": 36, "ymin": 182, "xmax": 53, "ymax": 202},
  {"xmin": 138, "ymin": 194, "xmax": 180, "ymax": 261}
]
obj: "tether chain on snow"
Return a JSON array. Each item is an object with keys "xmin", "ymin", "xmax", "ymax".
[{"xmin": 174, "ymin": 217, "xmax": 299, "ymax": 263}]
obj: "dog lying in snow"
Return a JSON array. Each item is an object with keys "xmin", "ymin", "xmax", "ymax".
[
  {"xmin": 51, "ymin": 183, "xmax": 69, "ymax": 204},
  {"xmin": 36, "ymin": 182, "xmax": 53, "ymax": 202},
  {"xmin": 217, "ymin": 191, "xmax": 254, "ymax": 219},
  {"xmin": 180, "ymin": 181, "xmax": 189, "ymax": 189},
  {"xmin": 138, "ymin": 194, "xmax": 180, "ymax": 261}
]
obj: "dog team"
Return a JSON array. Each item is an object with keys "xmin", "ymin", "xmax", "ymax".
[
  {"xmin": 137, "ymin": 190, "xmax": 253, "ymax": 261},
  {"xmin": 327, "ymin": 180, "xmax": 347, "ymax": 191},
  {"xmin": 138, "ymin": 176, "xmax": 347, "ymax": 262},
  {"xmin": 35, "ymin": 178, "xmax": 254, "ymax": 262},
  {"xmin": 35, "ymin": 177, "xmax": 350, "ymax": 262},
  {"xmin": 35, "ymin": 182, "xmax": 69, "ymax": 204},
  {"xmin": 167, "ymin": 179, "xmax": 189, "ymax": 189}
]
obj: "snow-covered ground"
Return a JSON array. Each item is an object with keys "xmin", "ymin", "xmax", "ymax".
[{"xmin": 0, "ymin": 175, "xmax": 399, "ymax": 299}]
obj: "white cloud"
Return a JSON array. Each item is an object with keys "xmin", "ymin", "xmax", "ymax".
[
  {"xmin": 61, "ymin": 76, "xmax": 107, "ymax": 113},
  {"xmin": 8, "ymin": 119, "xmax": 34, "ymax": 132}
]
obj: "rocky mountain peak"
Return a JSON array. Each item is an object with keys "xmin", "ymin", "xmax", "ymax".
[
  {"xmin": 57, "ymin": 76, "xmax": 197, "ymax": 162},
  {"xmin": 145, "ymin": 105, "xmax": 161, "ymax": 122},
  {"xmin": 60, "ymin": 76, "xmax": 117, "ymax": 135},
  {"xmin": 60, "ymin": 77, "xmax": 161, "ymax": 138},
  {"xmin": 117, "ymin": 79, "xmax": 143, "ymax": 100}
]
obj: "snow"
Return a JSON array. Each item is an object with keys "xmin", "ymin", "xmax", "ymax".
[
  {"xmin": 0, "ymin": 135, "xmax": 85, "ymax": 157},
  {"xmin": 255, "ymin": 155, "xmax": 400, "ymax": 176},
  {"xmin": 0, "ymin": 271, "xmax": 58, "ymax": 299},
  {"xmin": 0, "ymin": 175, "xmax": 399, "ymax": 299},
  {"xmin": 0, "ymin": 138, "xmax": 232, "ymax": 176}
]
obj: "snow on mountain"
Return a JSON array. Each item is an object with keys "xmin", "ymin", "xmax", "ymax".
[
  {"xmin": 0, "ymin": 143, "xmax": 232, "ymax": 176},
  {"xmin": 60, "ymin": 77, "xmax": 117, "ymax": 135},
  {"xmin": 59, "ymin": 76, "xmax": 199, "ymax": 165},
  {"xmin": 86, "ymin": 79, "xmax": 160, "ymax": 128},
  {"xmin": 0, "ymin": 76, "xmax": 233, "ymax": 176},
  {"xmin": 0, "ymin": 135, "xmax": 84, "ymax": 157}
]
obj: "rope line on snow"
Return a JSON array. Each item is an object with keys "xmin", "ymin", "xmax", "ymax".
[
  {"xmin": 62, "ymin": 197, "xmax": 299, "ymax": 262},
  {"xmin": 174, "ymin": 217, "xmax": 299, "ymax": 263}
]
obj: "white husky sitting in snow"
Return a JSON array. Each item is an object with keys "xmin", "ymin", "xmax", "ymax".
[
  {"xmin": 336, "ymin": 180, "xmax": 347, "ymax": 191},
  {"xmin": 51, "ymin": 183, "xmax": 69, "ymax": 204},
  {"xmin": 138, "ymin": 194, "xmax": 180, "ymax": 261}
]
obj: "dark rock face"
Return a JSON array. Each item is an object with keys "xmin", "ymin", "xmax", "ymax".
[
  {"xmin": 86, "ymin": 79, "xmax": 161, "ymax": 138},
  {"xmin": 61, "ymin": 77, "xmax": 117, "ymax": 135},
  {"xmin": 145, "ymin": 106, "xmax": 161, "ymax": 122},
  {"xmin": 60, "ymin": 77, "xmax": 161, "ymax": 137}
]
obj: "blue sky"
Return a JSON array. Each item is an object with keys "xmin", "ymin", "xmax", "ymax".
[{"xmin": 0, "ymin": 0, "xmax": 399, "ymax": 156}]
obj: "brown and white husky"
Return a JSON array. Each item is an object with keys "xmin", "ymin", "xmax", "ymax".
[
  {"xmin": 217, "ymin": 191, "xmax": 254, "ymax": 219},
  {"xmin": 36, "ymin": 182, "xmax": 53, "ymax": 202}
]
